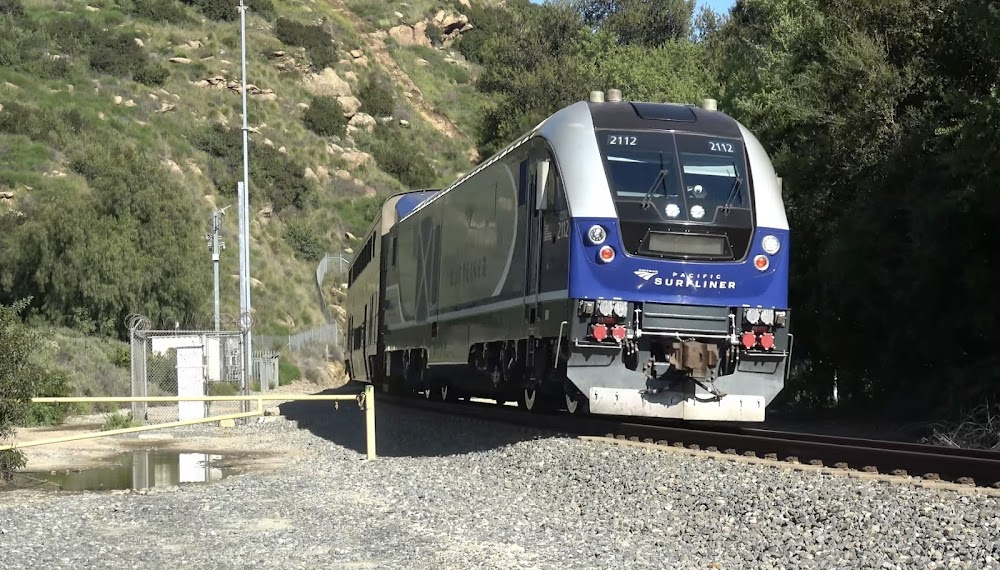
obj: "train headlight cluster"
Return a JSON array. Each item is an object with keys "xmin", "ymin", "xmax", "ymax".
[
  {"xmin": 587, "ymin": 225, "xmax": 607, "ymax": 245},
  {"xmin": 762, "ymin": 235, "xmax": 780, "ymax": 255}
]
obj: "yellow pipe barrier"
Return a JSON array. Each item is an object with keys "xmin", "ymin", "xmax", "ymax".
[{"xmin": 1, "ymin": 385, "xmax": 377, "ymax": 459}]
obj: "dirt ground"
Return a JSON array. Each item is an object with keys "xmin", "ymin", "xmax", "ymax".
[{"xmin": 6, "ymin": 379, "xmax": 337, "ymax": 474}]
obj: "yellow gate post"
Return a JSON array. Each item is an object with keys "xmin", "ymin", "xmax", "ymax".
[{"xmin": 365, "ymin": 384, "xmax": 376, "ymax": 460}]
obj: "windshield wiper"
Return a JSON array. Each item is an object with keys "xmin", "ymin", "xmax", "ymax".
[
  {"xmin": 641, "ymin": 168, "xmax": 670, "ymax": 210},
  {"xmin": 722, "ymin": 176, "xmax": 744, "ymax": 214}
]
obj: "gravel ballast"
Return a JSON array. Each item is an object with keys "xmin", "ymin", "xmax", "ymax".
[{"xmin": 2, "ymin": 396, "xmax": 1000, "ymax": 570}]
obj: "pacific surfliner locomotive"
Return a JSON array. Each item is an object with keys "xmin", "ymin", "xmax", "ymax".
[{"xmin": 344, "ymin": 90, "xmax": 792, "ymax": 422}]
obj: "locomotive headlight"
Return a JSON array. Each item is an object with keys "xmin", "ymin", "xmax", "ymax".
[
  {"xmin": 665, "ymin": 203, "xmax": 680, "ymax": 218},
  {"xmin": 745, "ymin": 307, "xmax": 761, "ymax": 324},
  {"xmin": 690, "ymin": 205, "xmax": 705, "ymax": 220},
  {"xmin": 760, "ymin": 308, "xmax": 775, "ymax": 326},
  {"xmin": 612, "ymin": 300, "xmax": 628, "ymax": 318},
  {"xmin": 762, "ymin": 235, "xmax": 780, "ymax": 255},
  {"xmin": 597, "ymin": 299, "xmax": 614, "ymax": 316},
  {"xmin": 587, "ymin": 225, "xmax": 607, "ymax": 245}
]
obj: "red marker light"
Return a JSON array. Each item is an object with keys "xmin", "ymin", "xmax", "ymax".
[
  {"xmin": 740, "ymin": 331, "xmax": 757, "ymax": 350},
  {"xmin": 753, "ymin": 255, "xmax": 769, "ymax": 271},
  {"xmin": 759, "ymin": 333, "xmax": 775, "ymax": 350},
  {"xmin": 611, "ymin": 325, "xmax": 627, "ymax": 342},
  {"xmin": 599, "ymin": 246, "xmax": 615, "ymax": 263},
  {"xmin": 591, "ymin": 324, "xmax": 608, "ymax": 342}
]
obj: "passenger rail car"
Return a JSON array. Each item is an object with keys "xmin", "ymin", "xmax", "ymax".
[{"xmin": 344, "ymin": 91, "xmax": 792, "ymax": 422}]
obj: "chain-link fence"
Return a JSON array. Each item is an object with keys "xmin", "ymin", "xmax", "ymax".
[{"xmin": 127, "ymin": 314, "xmax": 252, "ymax": 425}]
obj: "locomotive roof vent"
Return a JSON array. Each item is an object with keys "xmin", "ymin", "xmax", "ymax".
[
  {"xmin": 589, "ymin": 90, "xmax": 605, "ymax": 103},
  {"xmin": 701, "ymin": 98, "xmax": 718, "ymax": 111},
  {"xmin": 607, "ymin": 89, "xmax": 623, "ymax": 102}
]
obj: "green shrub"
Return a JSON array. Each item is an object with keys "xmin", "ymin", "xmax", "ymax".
[
  {"xmin": 0, "ymin": 0, "xmax": 25, "ymax": 17},
  {"xmin": 278, "ymin": 358, "xmax": 301, "ymax": 386},
  {"xmin": 359, "ymin": 74, "xmax": 395, "ymax": 117},
  {"xmin": 1, "ymin": 299, "xmax": 37, "ymax": 476},
  {"xmin": 128, "ymin": 0, "xmax": 193, "ymax": 24},
  {"xmin": 183, "ymin": 0, "xmax": 236, "ymax": 21},
  {"xmin": 134, "ymin": 63, "xmax": 170, "ymax": 86},
  {"xmin": 101, "ymin": 411, "xmax": 139, "ymax": 431},
  {"xmin": 303, "ymin": 96, "xmax": 348, "ymax": 137},
  {"xmin": 193, "ymin": 123, "xmax": 316, "ymax": 212},
  {"xmin": 284, "ymin": 218, "xmax": 326, "ymax": 261},
  {"xmin": 88, "ymin": 33, "xmax": 149, "ymax": 78},
  {"xmin": 22, "ymin": 370, "xmax": 74, "ymax": 427},
  {"xmin": 275, "ymin": 17, "xmax": 338, "ymax": 70},
  {"xmin": 366, "ymin": 123, "xmax": 435, "ymax": 188}
]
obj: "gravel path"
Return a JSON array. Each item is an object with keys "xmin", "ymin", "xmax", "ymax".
[{"xmin": 2, "ymin": 392, "xmax": 1000, "ymax": 570}]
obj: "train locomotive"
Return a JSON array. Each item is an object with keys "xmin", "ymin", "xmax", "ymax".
[{"xmin": 344, "ymin": 90, "xmax": 792, "ymax": 422}]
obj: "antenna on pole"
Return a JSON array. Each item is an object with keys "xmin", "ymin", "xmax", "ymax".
[{"xmin": 209, "ymin": 204, "xmax": 232, "ymax": 332}]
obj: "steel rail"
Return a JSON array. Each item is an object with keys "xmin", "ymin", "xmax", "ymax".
[{"xmin": 378, "ymin": 392, "xmax": 1000, "ymax": 489}]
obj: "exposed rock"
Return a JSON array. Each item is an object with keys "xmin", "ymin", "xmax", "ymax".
[
  {"xmin": 393, "ymin": 11, "xmax": 403, "ymax": 18},
  {"xmin": 0, "ymin": 191, "xmax": 14, "ymax": 201},
  {"xmin": 458, "ymin": 0, "xmax": 470, "ymax": 7},
  {"xmin": 134, "ymin": 38, "xmax": 145, "ymax": 47},
  {"xmin": 296, "ymin": 102, "xmax": 309, "ymax": 110},
  {"xmin": 344, "ymin": 71, "xmax": 358, "ymax": 82},
  {"xmin": 326, "ymin": 143, "xmax": 344, "ymax": 155},
  {"xmin": 169, "ymin": 57, "xmax": 191, "ymax": 64},
  {"xmin": 0, "ymin": 103, "xmax": 3, "ymax": 113},
  {"xmin": 351, "ymin": 56, "xmax": 369, "ymax": 67},
  {"xmin": 340, "ymin": 150, "xmax": 371, "ymax": 169},
  {"xmin": 257, "ymin": 204, "xmax": 272, "ymax": 218},
  {"xmin": 316, "ymin": 165, "xmax": 329, "ymax": 180},
  {"xmin": 124, "ymin": 99, "xmax": 136, "ymax": 107},
  {"xmin": 191, "ymin": 76, "xmax": 276, "ymax": 99},
  {"xmin": 347, "ymin": 112, "xmax": 377, "ymax": 133},
  {"xmin": 302, "ymin": 68, "xmax": 353, "ymax": 98},
  {"xmin": 114, "ymin": 95, "xmax": 123, "ymax": 104},
  {"xmin": 350, "ymin": 49, "xmax": 363, "ymax": 58},
  {"xmin": 162, "ymin": 158, "xmax": 183, "ymax": 175},
  {"xmin": 399, "ymin": 119, "xmax": 410, "ymax": 127},
  {"xmin": 344, "ymin": 231, "xmax": 358, "ymax": 241},
  {"xmin": 155, "ymin": 103, "xmax": 176, "ymax": 113},
  {"xmin": 335, "ymin": 169, "xmax": 351, "ymax": 180},
  {"xmin": 185, "ymin": 159, "xmax": 203, "ymax": 175},
  {"xmin": 304, "ymin": 167, "xmax": 318, "ymax": 180},
  {"xmin": 278, "ymin": 146, "xmax": 287, "ymax": 154},
  {"xmin": 432, "ymin": 10, "xmax": 470, "ymax": 35},
  {"xmin": 337, "ymin": 96, "xmax": 361, "ymax": 117},
  {"xmin": 187, "ymin": 40, "xmax": 203, "ymax": 49},
  {"xmin": 417, "ymin": 58, "xmax": 429, "ymax": 66},
  {"xmin": 263, "ymin": 138, "xmax": 274, "ymax": 147},
  {"xmin": 270, "ymin": 50, "xmax": 286, "ymax": 58},
  {"xmin": 388, "ymin": 23, "xmax": 430, "ymax": 47}
]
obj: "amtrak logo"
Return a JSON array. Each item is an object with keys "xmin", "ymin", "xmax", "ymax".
[{"xmin": 634, "ymin": 269, "xmax": 659, "ymax": 281}]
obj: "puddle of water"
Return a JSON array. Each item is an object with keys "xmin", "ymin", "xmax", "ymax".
[{"xmin": 22, "ymin": 450, "xmax": 237, "ymax": 492}]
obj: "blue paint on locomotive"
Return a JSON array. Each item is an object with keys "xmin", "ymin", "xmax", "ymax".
[
  {"xmin": 394, "ymin": 191, "xmax": 439, "ymax": 219},
  {"xmin": 568, "ymin": 217, "xmax": 789, "ymax": 308}
]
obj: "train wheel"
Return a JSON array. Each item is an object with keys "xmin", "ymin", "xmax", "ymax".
[
  {"xmin": 520, "ymin": 386, "xmax": 556, "ymax": 413},
  {"xmin": 564, "ymin": 389, "xmax": 589, "ymax": 415},
  {"xmin": 440, "ymin": 384, "xmax": 457, "ymax": 402}
]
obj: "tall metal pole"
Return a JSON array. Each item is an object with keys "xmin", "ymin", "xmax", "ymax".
[{"xmin": 238, "ymin": 0, "xmax": 254, "ymax": 390}]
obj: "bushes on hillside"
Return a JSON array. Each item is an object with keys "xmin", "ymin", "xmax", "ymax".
[
  {"xmin": 126, "ymin": 0, "xmax": 193, "ymax": 24},
  {"xmin": 284, "ymin": 218, "xmax": 326, "ymax": 261},
  {"xmin": 275, "ymin": 17, "xmax": 337, "ymax": 70},
  {"xmin": 359, "ymin": 74, "xmax": 395, "ymax": 117},
  {"xmin": 303, "ymin": 96, "xmax": 348, "ymax": 137},
  {"xmin": 365, "ymin": 123, "xmax": 435, "ymax": 188},
  {"xmin": 178, "ymin": 0, "xmax": 274, "ymax": 22},
  {"xmin": 193, "ymin": 123, "xmax": 316, "ymax": 212}
]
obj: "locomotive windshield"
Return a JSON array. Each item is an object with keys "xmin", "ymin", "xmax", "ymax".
[{"xmin": 596, "ymin": 129, "xmax": 755, "ymax": 261}]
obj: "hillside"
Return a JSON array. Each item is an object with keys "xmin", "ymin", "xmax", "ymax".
[{"xmin": 0, "ymin": 0, "xmax": 489, "ymax": 346}]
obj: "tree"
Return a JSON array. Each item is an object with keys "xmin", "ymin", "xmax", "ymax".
[{"xmin": 0, "ymin": 299, "xmax": 36, "ymax": 476}]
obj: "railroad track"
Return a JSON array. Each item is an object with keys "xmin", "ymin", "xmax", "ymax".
[{"xmin": 376, "ymin": 391, "xmax": 1000, "ymax": 490}]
